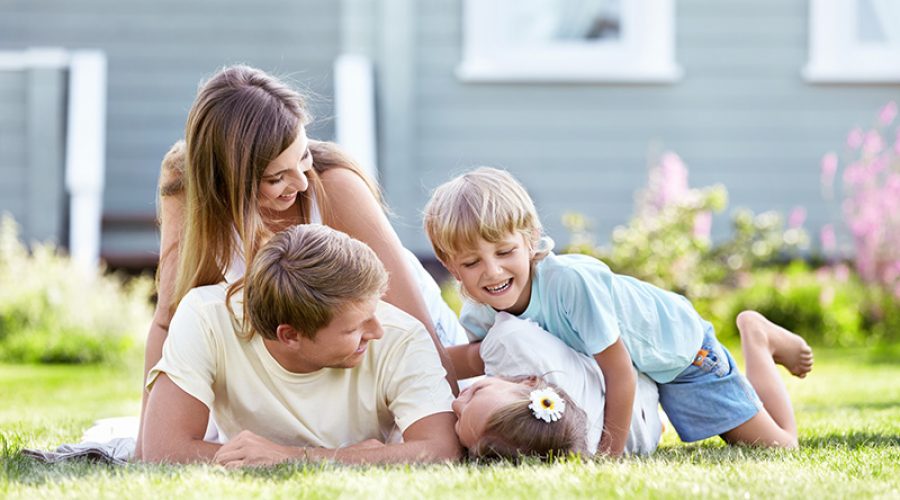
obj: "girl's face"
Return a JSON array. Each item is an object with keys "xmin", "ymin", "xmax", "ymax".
[
  {"xmin": 258, "ymin": 126, "xmax": 313, "ymax": 216},
  {"xmin": 451, "ymin": 377, "xmax": 527, "ymax": 449},
  {"xmin": 446, "ymin": 232, "xmax": 533, "ymax": 315}
]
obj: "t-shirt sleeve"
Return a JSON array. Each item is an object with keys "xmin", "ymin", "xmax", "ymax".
[
  {"xmin": 459, "ymin": 301, "xmax": 495, "ymax": 341},
  {"xmin": 383, "ymin": 325, "xmax": 455, "ymax": 433},
  {"xmin": 146, "ymin": 293, "xmax": 218, "ymax": 408},
  {"xmin": 556, "ymin": 267, "xmax": 622, "ymax": 355}
]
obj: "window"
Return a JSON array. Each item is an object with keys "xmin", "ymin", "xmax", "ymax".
[
  {"xmin": 457, "ymin": 0, "xmax": 681, "ymax": 83},
  {"xmin": 804, "ymin": 0, "xmax": 900, "ymax": 83}
]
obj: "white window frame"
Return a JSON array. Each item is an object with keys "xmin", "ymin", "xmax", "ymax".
[
  {"xmin": 456, "ymin": 0, "xmax": 682, "ymax": 83},
  {"xmin": 804, "ymin": 0, "xmax": 900, "ymax": 83}
]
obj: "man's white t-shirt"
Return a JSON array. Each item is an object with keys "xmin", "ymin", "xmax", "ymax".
[
  {"xmin": 148, "ymin": 284, "xmax": 454, "ymax": 448},
  {"xmin": 480, "ymin": 313, "xmax": 662, "ymax": 455}
]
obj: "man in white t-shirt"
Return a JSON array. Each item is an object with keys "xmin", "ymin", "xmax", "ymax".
[{"xmin": 142, "ymin": 224, "xmax": 461, "ymax": 465}]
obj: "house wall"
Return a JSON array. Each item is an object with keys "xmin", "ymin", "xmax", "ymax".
[
  {"xmin": 0, "ymin": 0, "xmax": 340, "ymax": 264},
  {"xmin": 0, "ymin": 62, "xmax": 67, "ymax": 246},
  {"xmin": 377, "ymin": 0, "xmax": 900, "ymax": 255}
]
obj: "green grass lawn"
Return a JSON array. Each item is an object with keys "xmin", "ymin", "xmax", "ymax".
[{"xmin": 1, "ymin": 347, "xmax": 898, "ymax": 499}]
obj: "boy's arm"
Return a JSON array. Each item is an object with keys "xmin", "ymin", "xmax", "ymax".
[
  {"xmin": 213, "ymin": 412, "xmax": 462, "ymax": 466},
  {"xmin": 142, "ymin": 373, "xmax": 222, "ymax": 463},
  {"xmin": 447, "ymin": 342, "xmax": 484, "ymax": 379},
  {"xmin": 593, "ymin": 338, "xmax": 636, "ymax": 457}
]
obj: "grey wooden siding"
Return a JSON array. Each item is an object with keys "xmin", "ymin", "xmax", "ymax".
[
  {"xmin": 0, "ymin": 66, "xmax": 67, "ymax": 246},
  {"xmin": 0, "ymin": 0, "xmax": 340, "ymax": 264},
  {"xmin": 381, "ymin": 0, "xmax": 900, "ymax": 254},
  {"xmin": 0, "ymin": 72, "xmax": 28, "ymax": 229}
]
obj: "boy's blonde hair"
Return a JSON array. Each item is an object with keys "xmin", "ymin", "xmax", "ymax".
[
  {"xmin": 470, "ymin": 376, "xmax": 588, "ymax": 460},
  {"xmin": 241, "ymin": 224, "xmax": 388, "ymax": 340},
  {"xmin": 424, "ymin": 167, "xmax": 546, "ymax": 264}
]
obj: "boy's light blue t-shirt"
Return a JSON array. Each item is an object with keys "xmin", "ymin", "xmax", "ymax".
[{"xmin": 460, "ymin": 253, "xmax": 706, "ymax": 383}]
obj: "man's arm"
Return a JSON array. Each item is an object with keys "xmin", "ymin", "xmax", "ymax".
[
  {"xmin": 447, "ymin": 342, "xmax": 484, "ymax": 380},
  {"xmin": 142, "ymin": 373, "xmax": 222, "ymax": 463},
  {"xmin": 213, "ymin": 412, "xmax": 462, "ymax": 466},
  {"xmin": 594, "ymin": 338, "xmax": 636, "ymax": 457}
]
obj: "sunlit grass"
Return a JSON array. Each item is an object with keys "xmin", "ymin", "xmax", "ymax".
[{"xmin": 1, "ymin": 347, "xmax": 898, "ymax": 499}]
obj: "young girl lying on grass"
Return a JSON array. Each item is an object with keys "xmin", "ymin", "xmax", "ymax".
[
  {"xmin": 454, "ymin": 312, "xmax": 664, "ymax": 458},
  {"xmin": 426, "ymin": 167, "xmax": 814, "ymax": 459}
]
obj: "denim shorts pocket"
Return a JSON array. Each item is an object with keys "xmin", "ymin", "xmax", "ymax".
[{"xmin": 696, "ymin": 344, "xmax": 730, "ymax": 378}]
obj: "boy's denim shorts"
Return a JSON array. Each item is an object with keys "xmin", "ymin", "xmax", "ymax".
[{"xmin": 658, "ymin": 324, "xmax": 764, "ymax": 443}]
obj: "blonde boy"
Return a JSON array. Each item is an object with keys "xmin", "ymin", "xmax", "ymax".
[
  {"xmin": 143, "ymin": 224, "xmax": 461, "ymax": 465},
  {"xmin": 425, "ymin": 167, "xmax": 812, "ymax": 456}
]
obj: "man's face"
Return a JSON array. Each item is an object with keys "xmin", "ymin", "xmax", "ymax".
[{"xmin": 291, "ymin": 297, "xmax": 384, "ymax": 372}]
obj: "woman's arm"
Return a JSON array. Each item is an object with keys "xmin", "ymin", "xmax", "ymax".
[
  {"xmin": 447, "ymin": 342, "xmax": 484, "ymax": 380},
  {"xmin": 318, "ymin": 168, "xmax": 459, "ymax": 395},
  {"xmin": 135, "ymin": 143, "xmax": 186, "ymax": 460}
]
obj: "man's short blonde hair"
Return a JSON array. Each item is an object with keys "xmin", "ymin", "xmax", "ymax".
[
  {"xmin": 424, "ymin": 167, "xmax": 545, "ymax": 264},
  {"xmin": 243, "ymin": 224, "xmax": 388, "ymax": 340}
]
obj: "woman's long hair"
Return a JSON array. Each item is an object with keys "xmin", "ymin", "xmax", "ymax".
[{"xmin": 170, "ymin": 65, "xmax": 383, "ymax": 316}]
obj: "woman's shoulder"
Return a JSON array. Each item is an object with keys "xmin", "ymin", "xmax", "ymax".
[{"xmin": 159, "ymin": 140, "xmax": 186, "ymax": 197}]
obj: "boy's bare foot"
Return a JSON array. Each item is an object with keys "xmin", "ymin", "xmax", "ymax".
[{"xmin": 736, "ymin": 311, "xmax": 814, "ymax": 378}]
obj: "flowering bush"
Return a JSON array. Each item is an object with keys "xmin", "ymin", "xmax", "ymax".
[
  {"xmin": 0, "ymin": 214, "xmax": 153, "ymax": 364},
  {"xmin": 820, "ymin": 101, "xmax": 900, "ymax": 298},
  {"xmin": 564, "ymin": 152, "xmax": 808, "ymax": 301}
]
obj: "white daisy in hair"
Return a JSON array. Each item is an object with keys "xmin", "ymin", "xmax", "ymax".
[{"xmin": 528, "ymin": 388, "xmax": 566, "ymax": 422}]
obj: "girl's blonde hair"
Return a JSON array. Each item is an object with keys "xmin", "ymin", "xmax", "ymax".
[
  {"xmin": 166, "ymin": 65, "xmax": 383, "ymax": 316},
  {"xmin": 423, "ymin": 167, "xmax": 547, "ymax": 264},
  {"xmin": 470, "ymin": 376, "xmax": 588, "ymax": 460},
  {"xmin": 243, "ymin": 224, "xmax": 388, "ymax": 339}
]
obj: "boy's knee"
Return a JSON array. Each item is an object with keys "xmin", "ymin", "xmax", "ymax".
[{"xmin": 735, "ymin": 310, "xmax": 763, "ymax": 335}]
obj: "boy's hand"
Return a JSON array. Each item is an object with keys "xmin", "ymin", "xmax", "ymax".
[{"xmin": 594, "ymin": 338, "xmax": 636, "ymax": 457}]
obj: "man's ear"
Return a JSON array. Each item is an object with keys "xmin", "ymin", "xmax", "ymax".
[{"xmin": 275, "ymin": 324, "xmax": 302, "ymax": 346}]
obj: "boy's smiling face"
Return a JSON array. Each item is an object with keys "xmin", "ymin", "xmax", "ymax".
[{"xmin": 446, "ymin": 232, "xmax": 533, "ymax": 315}]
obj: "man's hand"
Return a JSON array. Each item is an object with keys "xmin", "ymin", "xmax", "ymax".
[{"xmin": 213, "ymin": 430, "xmax": 300, "ymax": 468}]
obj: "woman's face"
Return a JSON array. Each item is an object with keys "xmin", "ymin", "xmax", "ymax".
[
  {"xmin": 451, "ymin": 377, "xmax": 527, "ymax": 449},
  {"xmin": 258, "ymin": 126, "xmax": 313, "ymax": 215}
]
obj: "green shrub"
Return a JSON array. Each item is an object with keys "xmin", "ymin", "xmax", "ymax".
[
  {"xmin": 0, "ymin": 214, "xmax": 153, "ymax": 364},
  {"xmin": 563, "ymin": 152, "xmax": 807, "ymax": 302},
  {"xmin": 708, "ymin": 262, "xmax": 867, "ymax": 347}
]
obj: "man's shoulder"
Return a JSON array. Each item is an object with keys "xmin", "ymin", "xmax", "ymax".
[
  {"xmin": 375, "ymin": 301, "xmax": 428, "ymax": 336},
  {"xmin": 173, "ymin": 283, "xmax": 238, "ymax": 336},
  {"xmin": 183, "ymin": 283, "xmax": 229, "ymax": 304}
]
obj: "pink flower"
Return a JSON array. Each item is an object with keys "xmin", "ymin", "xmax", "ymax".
[
  {"xmin": 820, "ymin": 153, "xmax": 838, "ymax": 192},
  {"xmin": 819, "ymin": 286, "xmax": 835, "ymax": 306},
  {"xmin": 788, "ymin": 206, "xmax": 806, "ymax": 229},
  {"xmin": 654, "ymin": 152, "xmax": 689, "ymax": 208},
  {"xmin": 864, "ymin": 130, "xmax": 884, "ymax": 155},
  {"xmin": 820, "ymin": 224, "xmax": 836, "ymax": 254},
  {"xmin": 842, "ymin": 162, "xmax": 864, "ymax": 187},
  {"xmin": 833, "ymin": 263, "xmax": 850, "ymax": 282},
  {"xmin": 879, "ymin": 101, "xmax": 897, "ymax": 126},
  {"xmin": 847, "ymin": 127, "xmax": 865, "ymax": 149},
  {"xmin": 693, "ymin": 211, "xmax": 712, "ymax": 240}
]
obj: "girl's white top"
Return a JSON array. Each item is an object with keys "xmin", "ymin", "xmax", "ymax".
[{"xmin": 481, "ymin": 312, "xmax": 663, "ymax": 455}]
